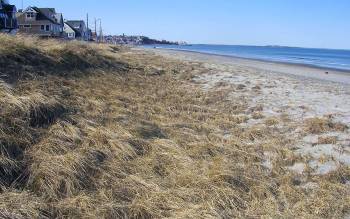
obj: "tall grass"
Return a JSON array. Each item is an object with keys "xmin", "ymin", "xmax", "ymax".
[{"xmin": 0, "ymin": 34, "xmax": 349, "ymax": 218}]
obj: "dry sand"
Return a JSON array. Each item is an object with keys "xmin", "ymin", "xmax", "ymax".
[{"xmin": 141, "ymin": 48, "xmax": 350, "ymax": 176}]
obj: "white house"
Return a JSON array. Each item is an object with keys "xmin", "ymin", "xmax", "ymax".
[{"xmin": 63, "ymin": 22, "xmax": 75, "ymax": 39}]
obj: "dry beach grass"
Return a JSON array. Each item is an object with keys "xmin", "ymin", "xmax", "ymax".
[{"xmin": 0, "ymin": 34, "xmax": 349, "ymax": 218}]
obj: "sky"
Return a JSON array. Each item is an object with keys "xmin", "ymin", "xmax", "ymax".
[{"xmin": 13, "ymin": 0, "xmax": 350, "ymax": 49}]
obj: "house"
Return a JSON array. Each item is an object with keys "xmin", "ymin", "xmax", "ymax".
[
  {"xmin": 65, "ymin": 20, "xmax": 89, "ymax": 41},
  {"xmin": 16, "ymin": 6, "xmax": 64, "ymax": 37},
  {"xmin": 63, "ymin": 22, "xmax": 76, "ymax": 39},
  {"xmin": 0, "ymin": 0, "xmax": 17, "ymax": 33}
]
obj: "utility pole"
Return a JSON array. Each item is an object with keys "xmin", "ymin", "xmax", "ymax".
[
  {"xmin": 21, "ymin": 0, "xmax": 23, "ymax": 10},
  {"xmin": 94, "ymin": 18, "xmax": 102, "ymax": 43},
  {"xmin": 86, "ymin": 13, "xmax": 90, "ymax": 41},
  {"xmin": 94, "ymin": 18, "xmax": 97, "ymax": 42},
  {"xmin": 99, "ymin": 19, "xmax": 103, "ymax": 43}
]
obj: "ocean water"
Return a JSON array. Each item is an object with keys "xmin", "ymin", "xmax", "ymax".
[{"xmin": 144, "ymin": 44, "xmax": 350, "ymax": 71}]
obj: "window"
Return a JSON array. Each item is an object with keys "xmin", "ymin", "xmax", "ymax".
[
  {"xmin": 45, "ymin": 25, "xmax": 50, "ymax": 31},
  {"xmin": 26, "ymin": 12, "xmax": 35, "ymax": 18},
  {"xmin": 24, "ymin": 25, "xmax": 31, "ymax": 28},
  {"xmin": 41, "ymin": 25, "xmax": 45, "ymax": 30}
]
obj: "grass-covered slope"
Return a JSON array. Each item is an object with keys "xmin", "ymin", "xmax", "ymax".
[{"xmin": 0, "ymin": 34, "xmax": 349, "ymax": 218}]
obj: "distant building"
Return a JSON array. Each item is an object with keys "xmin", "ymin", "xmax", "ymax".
[
  {"xmin": 0, "ymin": 0, "xmax": 17, "ymax": 33},
  {"xmin": 16, "ymin": 7, "xmax": 64, "ymax": 37},
  {"xmin": 65, "ymin": 20, "xmax": 89, "ymax": 41}
]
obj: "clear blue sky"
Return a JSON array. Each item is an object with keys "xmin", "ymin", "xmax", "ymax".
[{"xmin": 13, "ymin": 0, "xmax": 350, "ymax": 49}]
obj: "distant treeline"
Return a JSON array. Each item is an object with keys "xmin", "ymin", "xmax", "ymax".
[
  {"xmin": 104, "ymin": 35, "xmax": 185, "ymax": 45},
  {"xmin": 141, "ymin": 37, "xmax": 179, "ymax": 45}
]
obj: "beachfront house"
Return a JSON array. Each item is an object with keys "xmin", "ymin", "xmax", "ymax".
[
  {"xmin": 0, "ymin": 0, "xmax": 17, "ymax": 33},
  {"xmin": 65, "ymin": 20, "xmax": 89, "ymax": 41},
  {"xmin": 16, "ymin": 7, "xmax": 64, "ymax": 37},
  {"xmin": 63, "ymin": 22, "xmax": 76, "ymax": 39}
]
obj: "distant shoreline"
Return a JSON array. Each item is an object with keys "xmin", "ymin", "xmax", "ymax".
[{"xmin": 141, "ymin": 47, "xmax": 350, "ymax": 85}]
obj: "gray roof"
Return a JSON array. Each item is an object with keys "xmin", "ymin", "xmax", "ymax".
[
  {"xmin": 66, "ymin": 20, "xmax": 85, "ymax": 30},
  {"xmin": 64, "ymin": 22, "xmax": 78, "ymax": 33},
  {"xmin": 30, "ymin": 7, "xmax": 62, "ymax": 25}
]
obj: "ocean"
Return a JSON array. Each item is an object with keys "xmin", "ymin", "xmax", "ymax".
[{"xmin": 144, "ymin": 44, "xmax": 350, "ymax": 71}]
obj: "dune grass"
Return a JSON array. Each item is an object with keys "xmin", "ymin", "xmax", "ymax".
[
  {"xmin": 0, "ymin": 34, "xmax": 349, "ymax": 218},
  {"xmin": 304, "ymin": 117, "xmax": 348, "ymax": 134}
]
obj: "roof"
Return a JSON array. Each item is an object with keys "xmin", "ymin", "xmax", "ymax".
[
  {"xmin": 3, "ymin": 4, "xmax": 16, "ymax": 12},
  {"xmin": 35, "ymin": 7, "xmax": 55, "ymax": 15},
  {"xmin": 66, "ymin": 20, "xmax": 85, "ymax": 30},
  {"xmin": 64, "ymin": 22, "xmax": 77, "ymax": 32},
  {"xmin": 0, "ymin": 0, "xmax": 8, "ymax": 9},
  {"xmin": 33, "ymin": 7, "xmax": 59, "ymax": 24},
  {"xmin": 1, "ymin": 1, "xmax": 16, "ymax": 14}
]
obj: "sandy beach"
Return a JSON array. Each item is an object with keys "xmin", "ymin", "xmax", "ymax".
[
  {"xmin": 151, "ymin": 48, "xmax": 350, "ymax": 84},
  {"xmin": 2, "ymin": 34, "xmax": 349, "ymax": 217},
  {"xmin": 142, "ymin": 48, "xmax": 350, "ymax": 175}
]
